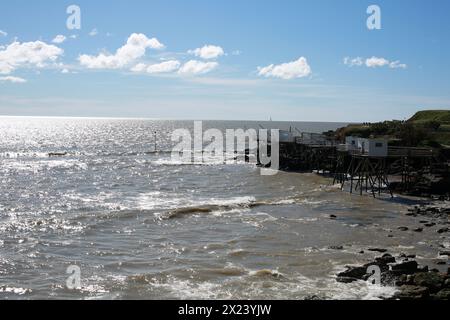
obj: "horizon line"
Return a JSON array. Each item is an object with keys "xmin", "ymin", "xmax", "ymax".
[{"xmin": 0, "ymin": 114, "xmax": 354, "ymax": 124}]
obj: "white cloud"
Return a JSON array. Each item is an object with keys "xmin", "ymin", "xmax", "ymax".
[
  {"xmin": 344, "ymin": 56, "xmax": 407, "ymax": 69},
  {"xmin": 0, "ymin": 30, "xmax": 7, "ymax": 37},
  {"xmin": 0, "ymin": 76, "xmax": 27, "ymax": 83},
  {"xmin": 61, "ymin": 68, "xmax": 70, "ymax": 74},
  {"xmin": 343, "ymin": 56, "xmax": 363, "ymax": 67},
  {"xmin": 389, "ymin": 60, "xmax": 407, "ymax": 69},
  {"xmin": 69, "ymin": 35, "xmax": 77, "ymax": 39},
  {"xmin": 0, "ymin": 40, "xmax": 63, "ymax": 74},
  {"xmin": 147, "ymin": 60, "xmax": 180, "ymax": 73},
  {"xmin": 130, "ymin": 63, "xmax": 147, "ymax": 73},
  {"xmin": 257, "ymin": 57, "xmax": 312, "ymax": 80},
  {"xmin": 89, "ymin": 28, "xmax": 98, "ymax": 37},
  {"xmin": 131, "ymin": 60, "xmax": 181, "ymax": 74},
  {"xmin": 231, "ymin": 50, "xmax": 241, "ymax": 56},
  {"xmin": 78, "ymin": 33, "xmax": 165, "ymax": 69},
  {"xmin": 365, "ymin": 56, "xmax": 390, "ymax": 68},
  {"xmin": 52, "ymin": 35, "xmax": 66, "ymax": 44},
  {"xmin": 178, "ymin": 60, "xmax": 218, "ymax": 75},
  {"xmin": 189, "ymin": 45, "xmax": 224, "ymax": 59}
]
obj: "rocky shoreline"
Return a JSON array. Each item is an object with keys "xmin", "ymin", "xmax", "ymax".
[
  {"xmin": 336, "ymin": 253, "xmax": 449, "ymax": 299},
  {"xmin": 335, "ymin": 201, "xmax": 449, "ymax": 300}
]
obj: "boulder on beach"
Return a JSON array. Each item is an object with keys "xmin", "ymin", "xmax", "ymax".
[
  {"xmin": 394, "ymin": 285, "xmax": 430, "ymax": 300},
  {"xmin": 390, "ymin": 260, "xmax": 419, "ymax": 275},
  {"xmin": 433, "ymin": 288, "xmax": 450, "ymax": 300},
  {"xmin": 375, "ymin": 254, "xmax": 396, "ymax": 265},
  {"xmin": 337, "ymin": 266, "xmax": 368, "ymax": 282},
  {"xmin": 413, "ymin": 272, "xmax": 445, "ymax": 293}
]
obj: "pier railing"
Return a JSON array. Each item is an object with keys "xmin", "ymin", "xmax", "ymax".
[
  {"xmin": 336, "ymin": 145, "xmax": 436, "ymax": 158},
  {"xmin": 387, "ymin": 146, "xmax": 435, "ymax": 158}
]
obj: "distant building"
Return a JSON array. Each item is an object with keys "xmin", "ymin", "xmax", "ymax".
[
  {"xmin": 279, "ymin": 130, "xmax": 296, "ymax": 143},
  {"xmin": 343, "ymin": 136, "xmax": 388, "ymax": 157}
]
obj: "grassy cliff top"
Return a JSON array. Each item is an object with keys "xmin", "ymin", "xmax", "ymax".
[
  {"xmin": 331, "ymin": 110, "xmax": 450, "ymax": 148},
  {"xmin": 408, "ymin": 110, "xmax": 450, "ymax": 124}
]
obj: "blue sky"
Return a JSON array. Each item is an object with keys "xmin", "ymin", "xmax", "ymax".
[{"xmin": 0, "ymin": 0, "xmax": 449, "ymax": 121}]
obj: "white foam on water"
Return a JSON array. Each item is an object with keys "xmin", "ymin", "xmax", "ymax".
[
  {"xmin": 138, "ymin": 192, "xmax": 257, "ymax": 212},
  {"xmin": 271, "ymin": 199, "xmax": 296, "ymax": 205},
  {"xmin": 0, "ymin": 151, "xmax": 50, "ymax": 159},
  {"xmin": 298, "ymin": 198, "xmax": 326, "ymax": 206},
  {"xmin": 284, "ymin": 217, "xmax": 319, "ymax": 223},
  {"xmin": 237, "ymin": 212, "xmax": 278, "ymax": 228},
  {"xmin": 0, "ymin": 286, "xmax": 32, "ymax": 295},
  {"xmin": 205, "ymin": 196, "xmax": 257, "ymax": 208},
  {"xmin": 396, "ymin": 245, "xmax": 415, "ymax": 250},
  {"xmin": 146, "ymin": 272, "xmax": 398, "ymax": 300},
  {"xmin": 149, "ymin": 276, "xmax": 226, "ymax": 300},
  {"xmin": 2, "ymin": 159, "xmax": 88, "ymax": 172}
]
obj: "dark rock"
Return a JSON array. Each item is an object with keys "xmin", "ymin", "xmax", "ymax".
[
  {"xmin": 337, "ymin": 266, "xmax": 367, "ymax": 280},
  {"xmin": 439, "ymin": 251, "xmax": 450, "ymax": 256},
  {"xmin": 395, "ymin": 274, "xmax": 408, "ymax": 286},
  {"xmin": 329, "ymin": 245, "xmax": 344, "ymax": 250},
  {"xmin": 359, "ymin": 250, "xmax": 365, "ymax": 254},
  {"xmin": 388, "ymin": 235, "xmax": 394, "ymax": 238},
  {"xmin": 444, "ymin": 278, "xmax": 450, "ymax": 288},
  {"xmin": 336, "ymin": 276, "xmax": 358, "ymax": 283},
  {"xmin": 425, "ymin": 223, "xmax": 436, "ymax": 227},
  {"xmin": 417, "ymin": 265, "xmax": 429, "ymax": 273},
  {"xmin": 407, "ymin": 254, "xmax": 416, "ymax": 259},
  {"xmin": 430, "ymin": 268, "xmax": 440, "ymax": 273},
  {"xmin": 303, "ymin": 295, "xmax": 323, "ymax": 300},
  {"xmin": 375, "ymin": 255, "xmax": 396, "ymax": 264},
  {"xmin": 364, "ymin": 261, "xmax": 390, "ymax": 273},
  {"xmin": 398, "ymin": 227, "xmax": 409, "ymax": 231},
  {"xmin": 436, "ymin": 261, "xmax": 447, "ymax": 265},
  {"xmin": 391, "ymin": 261, "xmax": 418, "ymax": 275},
  {"xmin": 437, "ymin": 228, "xmax": 449, "ymax": 234},
  {"xmin": 413, "ymin": 228, "xmax": 423, "ymax": 233},
  {"xmin": 329, "ymin": 215, "xmax": 337, "ymax": 219},
  {"xmin": 368, "ymin": 248, "xmax": 388, "ymax": 253},
  {"xmin": 406, "ymin": 275, "xmax": 415, "ymax": 285},
  {"xmin": 48, "ymin": 152, "xmax": 68, "ymax": 157},
  {"xmin": 413, "ymin": 272, "xmax": 444, "ymax": 293},
  {"xmin": 394, "ymin": 285, "xmax": 429, "ymax": 300},
  {"xmin": 433, "ymin": 288, "xmax": 450, "ymax": 300}
]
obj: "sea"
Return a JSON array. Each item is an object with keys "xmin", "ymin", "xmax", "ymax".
[{"xmin": 0, "ymin": 117, "xmax": 447, "ymax": 299}]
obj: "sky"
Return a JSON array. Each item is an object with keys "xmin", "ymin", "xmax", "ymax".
[{"xmin": 0, "ymin": 0, "xmax": 449, "ymax": 122}]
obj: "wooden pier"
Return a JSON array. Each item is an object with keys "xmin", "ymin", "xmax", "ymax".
[{"xmin": 260, "ymin": 130, "xmax": 448, "ymax": 198}]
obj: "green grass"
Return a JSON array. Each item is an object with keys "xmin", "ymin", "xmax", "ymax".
[
  {"xmin": 332, "ymin": 110, "xmax": 450, "ymax": 148},
  {"xmin": 408, "ymin": 110, "xmax": 450, "ymax": 124},
  {"xmin": 432, "ymin": 131, "xmax": 450, "ymax": 147}
]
